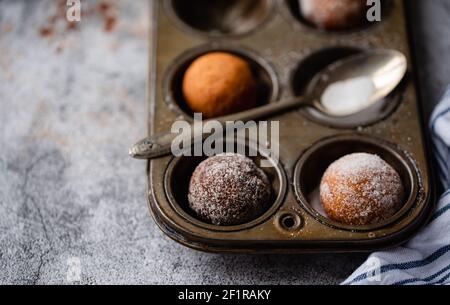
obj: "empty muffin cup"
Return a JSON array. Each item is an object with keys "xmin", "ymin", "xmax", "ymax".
[
  {"xmin": 166, "ymin": 0, "xmax": 274, "ymax": 37},
  {"xmin": 163, "ymin": 44, "xmax": 279, "ymax": 120},
  {"xmin": 293, "ymin": 134, "xmax": 420, "ymax": 231},
  {"xmin": 290, "ymin": 46, "xmax": 405, "ymax": 129},
  {"xmin": 164, "ymin": 138, "xmax": 287, "ymax": 231}
]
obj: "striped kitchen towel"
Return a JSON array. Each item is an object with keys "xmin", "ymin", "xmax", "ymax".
[{"xmin": 343, "ymin": 87, "xmax": 450, "ymax": 285}]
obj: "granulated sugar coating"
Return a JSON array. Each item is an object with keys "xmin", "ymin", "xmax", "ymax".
[
  {"xmin": 188, "ymin": 153, "xmax": 272, "ymax": 226},
  {"xmin": 320, "ymin": 153, "xmax": 404, "ymax": 226}
]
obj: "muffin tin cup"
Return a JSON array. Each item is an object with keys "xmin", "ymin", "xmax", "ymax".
[
  {"xmin": 162, "ymin": 43, "xmax": 280, "ymax": 121},
  {"xmin": 163, "ymin": 138, "xmax": 288, "ymax": 232},
  {"xmin": 289, "ymin": 46, "xmax": 406, "ymax": 129},
  {"xmin": 281, "ymin": 0, "xmax": 394, "ymax": 36},
  {"xmin": 146, "ymin": 0, "xmax": 435, "ymax": 253},
  {"xmin": 164, "ymin": 0, "xmax": 275, "ymax": 38},
  {"xmin": 293, "ymin": 134, "xmax": 420, "ymax": 232}
]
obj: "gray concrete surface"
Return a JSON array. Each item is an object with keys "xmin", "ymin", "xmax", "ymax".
[{"xmin": 0, "ymin": 0, "xmax": 448, "ymax": 285}]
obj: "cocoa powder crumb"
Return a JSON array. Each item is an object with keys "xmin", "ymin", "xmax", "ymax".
[
  {"xmin": 39, "ymin": 0, "xmax": 118, "ymax": 38},
  {"xmin": 39, "ymin": 26, "xmax": 53, "ymax": 37},
  {"xmin": 99, "ymin": 0, "xmax": 117, "ymax": 32}
]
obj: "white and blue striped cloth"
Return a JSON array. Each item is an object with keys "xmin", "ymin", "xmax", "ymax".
[{"xmin": 343, "ymin": 88, "xmax": 450, "ymax": 285}]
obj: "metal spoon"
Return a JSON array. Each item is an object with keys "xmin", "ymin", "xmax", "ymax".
[{"xmin": 130, "ymin": 49, "xmax": 407, "ymax": 159}]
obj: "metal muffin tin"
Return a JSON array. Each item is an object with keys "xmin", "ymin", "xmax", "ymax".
[{"xmin": 146, "ymin": 0, "xmax": 436, "ymax": 253}]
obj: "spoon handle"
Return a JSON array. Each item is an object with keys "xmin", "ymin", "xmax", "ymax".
[
  {"xmin": 217, "ymin": 96, "xmax": 305, "ymax": 123},
  {"xmin": 129, "ymin": 96, "xmax": 306, "ymax": 159}
]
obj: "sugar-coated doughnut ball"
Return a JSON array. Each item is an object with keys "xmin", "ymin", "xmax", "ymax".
[
  {"xmin": 299, "ymin": 0, "xmax": 368, "ymax": 31},
  {"xmin": 188, "ymin": 153, "xmax": 272, "ymax": 226},
  {"xmin": 182, "ymin": 52, "xmax": 257, "ymax": 119},
  {"xmin": 320, "ymin": 153, "xmax": 404, "ymax": 226}
]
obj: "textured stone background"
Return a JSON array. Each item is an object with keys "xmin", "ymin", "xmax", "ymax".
[{"xmin": 0, "ymin": 0, "xmax": 449, "ymax": 284}]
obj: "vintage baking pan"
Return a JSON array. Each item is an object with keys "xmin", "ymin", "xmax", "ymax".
[{"xmin": 145, "ymin": 0, "xmax": 436, "ymax": 253}]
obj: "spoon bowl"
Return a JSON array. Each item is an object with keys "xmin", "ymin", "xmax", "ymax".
[{"xmin": 307, "ymin": 49, "xmax": 407, "ymax": 116}]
